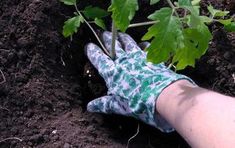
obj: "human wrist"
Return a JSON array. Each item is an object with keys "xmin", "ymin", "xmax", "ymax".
[{"xmin": 155, "ymin": 80, "xmax": 197, "ymax": 125}]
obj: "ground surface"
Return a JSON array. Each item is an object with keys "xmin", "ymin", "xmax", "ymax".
[{"xmin": 0, "ymin": 0, "xmax": 235, "ymax": 148}]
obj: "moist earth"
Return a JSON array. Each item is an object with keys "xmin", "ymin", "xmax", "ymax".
[{"xmin": 0, "ymin": 0, "xmax": 234, "ymax": 148}]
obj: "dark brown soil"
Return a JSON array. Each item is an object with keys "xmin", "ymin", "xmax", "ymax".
[{"xmin": 0, "ymin": 0, "xmax": 234, "ymax": 148}]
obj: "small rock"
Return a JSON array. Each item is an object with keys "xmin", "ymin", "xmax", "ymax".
[
  {"xmin": 17, "ymin": 50, "xmax": 27, "ymax": 60},
  {"xmin": 52, "ymin": 130, "xmax": 57, "ymax": 134}
]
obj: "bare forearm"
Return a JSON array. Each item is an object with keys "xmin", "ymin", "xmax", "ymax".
[{"xmin": 156, "ymin": 80, "xmax": 235, "ymax": 148}]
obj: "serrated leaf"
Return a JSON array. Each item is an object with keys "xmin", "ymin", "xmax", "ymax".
[
  {"xmin": 143, "ymin": 8, "xmax": 183, "ymax": 63},
  {"xmin": 83, "ymin": 6, "xmax": 109, "ymax": 19},
  {"xmin": 94, "ymin": 18, "xmax": 106, "ymax": 30},
  {"xmin": 63, "ymin": 16, "xmax": 81, "ymax": 38},
  {"xmin": 178, "ymin": 1, "xmax": 200, "ymax": 16},
  {"xmin": 225, "ymin": 22, "xmax": 235, "ymax": 32},
  {"xmin": 109, "ymin": 0, "xmax": 138, "ymax": 32},
  {"xmin": 173, "ymin": 26, "xmax": 212, "ymax": 70},
  {"xmin": 208, "ymin": 5, "xmax": 229, "ymax": 18},
  {"xmin": 150, "ymin": 0, "xmax": 160, "ymax": 5},
  {"xmin": 60, "ymin": 0, "xmax": 76, "ymax": 5}
]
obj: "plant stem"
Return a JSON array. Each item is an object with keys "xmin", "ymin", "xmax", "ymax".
[
  {"xmin": 128, "ymin": 21, "xmax": 159, "ymax": 28},
  {"xmin": 74, "ymin": 4, "xmax": 110, "ymax": 57},
  {"xmin": 166, "ymin": 0, "xmax": 179, "ymax": 17},
  {"xmin": 111, "ymin": 23, "xmax": 117, "ymax": 60}
]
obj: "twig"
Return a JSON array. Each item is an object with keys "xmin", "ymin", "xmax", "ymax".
[
  {"xmin": 0, "ymin": 49, "xmax": 10, "ymax": 52},
  {"xmin": 0, "ymin": 106, "xmax": 9, "ymax": 112},
  {"xmin": 111, "ymin": 23, "xmax": 117, "ymax": 60},
  {"xmin": 166, "ymin": 0, "xmax": 180, "ymax": 17},
  {"xmin": 74, "ymin": 4, "xmax": 110, "ymax": 57},
  {"xmin": 0, "ymin": 69, "xmax": 6, "ymax": 85},
  {"xmin": 126, "ymin": 124, "xmax": 140, "ymax": 148},
  {"xmin": 0, "ymin": 137, "xmax": 23, "ymax": 143},
  {"xmin": 167, "ymin": 63, "xmax": 176, "ymax": 72},
  {"xmin": 128, "ymin": 21, "xmax": 159, "ymax": 28}
]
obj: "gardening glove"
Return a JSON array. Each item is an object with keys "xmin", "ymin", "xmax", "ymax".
[{"xmin": 85, "ymin": 31, "xmax": 194, "ymax": 133}]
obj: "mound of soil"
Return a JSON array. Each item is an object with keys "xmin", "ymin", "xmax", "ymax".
[{"xmin": 0, "ymin": 0, "xmax": 234, "ymax": 148}]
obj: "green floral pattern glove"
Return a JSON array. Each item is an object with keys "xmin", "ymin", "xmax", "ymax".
[{"xmin": 86, "ymin": 32, "xmax": 194, "ymax": 133}]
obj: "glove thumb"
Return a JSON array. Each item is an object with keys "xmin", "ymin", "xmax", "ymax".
[{"xmin": 87, "ymin": 95, "xmax": 114, "ymax": 114}]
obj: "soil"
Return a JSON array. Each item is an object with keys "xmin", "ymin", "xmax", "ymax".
[{"xmin": 0, "ymin": 0, "xmax": 234, "ymax": 148}]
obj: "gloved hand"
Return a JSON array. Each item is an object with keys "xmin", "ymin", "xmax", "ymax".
[{"xmin": 85, "ymin": 32, "xmax": 194, "ymax": 133}]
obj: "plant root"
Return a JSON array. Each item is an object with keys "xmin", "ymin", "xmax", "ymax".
[
  {"xmin": 0, "ymin": 49, "xmax": 10, "ymax": 52},
  {"xmin": 126, "ymin": 124, "xmax": 140, "ymax": 148},
  {"xmin": 232, "ymin": 73, "xmax": 235, "ymax": 83},
  {"xmin": 0, "ymin": 137, "xmax": 23, "ymax": 144},
  {"xmin": 0, "ymin": 106, "xmax": 9, "ymax": 112},
  {"xmin": 0, "ymin": 69, "xmax": 6, "ymax": 85},
  {"xmin": 147, "ymin": 136, "xmax": 155, "ymax": 148}
]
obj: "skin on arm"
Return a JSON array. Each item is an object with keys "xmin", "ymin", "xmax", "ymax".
[{"xmin": 156, "ymin": 80, "xmax": 235, "ymax": 148}]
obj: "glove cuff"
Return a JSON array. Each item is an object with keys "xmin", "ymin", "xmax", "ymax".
[{"xmin": 132, "ymin": 73, "xmax": 195, "ymax": 133}]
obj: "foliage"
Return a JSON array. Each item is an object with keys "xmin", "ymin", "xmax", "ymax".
[
  {"xmin": 60, "ymin": 0, "xmax": 235, "ymax": 70},
  {"xmin": 60, "ymin": 0, "xmax": 108, "ymax": 37},
  {"xmin": 108, "ymin": 0, "xmax": 139, "ymax": 32}
]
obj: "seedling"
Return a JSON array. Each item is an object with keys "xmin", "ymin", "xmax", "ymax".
[
  {"xmin": 60, "ymin": 0, "xmax": 235, "ymax": 70},
  {"xmin": 60, "ymin": 0, "xmax": 110, "ymax": 56}
]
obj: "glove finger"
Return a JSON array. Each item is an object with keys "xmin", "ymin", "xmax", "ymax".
[
  {"xmin": 85, "ymin": 43, "xmax": 114, "ymax": 78},
  {"xmin": 138, "ymin": 42, "xmax": 150, "ymax": 51},
  {"xmin": 87, "ymin": 96, "xmax": 113, "ymax": 114},
  {"xmin": 102, "ymin": 31, "xmax": 125, "ymax": 58},
  {"xmin": 118, "ymin": 33, "xmax": 142, "ymax": 54},
  {"xmin": 87, "ymin": 95, "xmax": 130, "ymax": 116}
]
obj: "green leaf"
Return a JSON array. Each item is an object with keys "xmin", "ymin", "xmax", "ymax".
[
  {"xmin": 63, "ymin": 16, "xmax": 82, "ymax": 38},
  {"xmin": 60, "ymin": 0, "xmax": 76, "ymax": 5},
  {"xmin": 178, "ymin": 0, "xmax": 192, "ymax": 6},
  {"xmin": 208, "ymin": 5, "xmax": 229, "ymax": 18},
  {"xmin": 178, "ymin": 1, "xmax": 200, "ymax": 15},
  {"xmin": 173, "ymin": 26, "xmax": 212, "ymax": 70},
  {"xmin": 200, "ymin": 16, "xmax": 213, "ymax": 23},
  {"xmin": 143, "ymin": 6, "xmax": 213, "ymax": 70},
  {"xmin": 192, "ymin": 0, "xmax": 201, "ymax": 6},
  {"xmin": 225, "ymin": 22, "xmax": 235, "ymax": 32},
  {"xmin": 218, "ymin": 19, "xmax": 232, "ymax": 25},
  {"xmin": 94, "ymin": 18, "xmax": 106, "ymax": 30},
  {"xmin": 109, "ymin": 0, "xmax": 139, "ymax": 32},
  {"xmin": 83, "ymin": 6, "xmax": 109, "ymax": 19},
  {"xmin": 150, "ymin": 0, "xmax": 160, "ymax": 5},
  {"xmin": 143, "ymin": 8, "xmax": 183, "ymax": 63}
]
